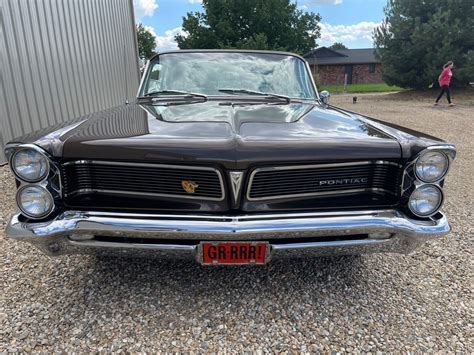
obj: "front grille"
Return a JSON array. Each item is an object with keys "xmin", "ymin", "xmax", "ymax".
[
  {"xmin": 247, "ymin": 161, "xmax": 402, "ymax": 201},
  {"xmin": 60, "ymin": 161, "xmax": 224, "ymax": 201}
]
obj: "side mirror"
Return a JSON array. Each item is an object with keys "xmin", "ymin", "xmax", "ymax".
[{"xmin": 319, "ymin": 90, "xmax": 330, "ymax": 106}]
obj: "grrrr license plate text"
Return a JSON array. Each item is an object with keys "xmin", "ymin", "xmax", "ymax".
[{"xmin": 200, "ymin": 242, "xmax": 268, "ymax": 265}]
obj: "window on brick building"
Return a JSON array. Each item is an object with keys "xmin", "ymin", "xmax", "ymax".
[{"xmin": 368, "ymin": 63, "xmax": 376, "ymax": 73}]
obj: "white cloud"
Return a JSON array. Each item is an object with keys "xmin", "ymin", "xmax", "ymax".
[
  {"xmin": 304, "ymin": 0, "xmax": 342, "ymax": 5},
  {"xmin": 188, "ymin": 0, "xmax": 203, "ymax": 4},
  {"xmin": 319, "ymin": 21, "xmax": 381, "ymax": 46},
  {"xmin": 143, "ymin": 26, "xmax": 186, "ymax": 52},
  {"xmin": 144, "ymin": 25, "xmax": 157, "ymax": 38},
  {"xmin": 133, "ymin": 0, "xmax": 158, "ymax": 18},
  {"xmin": 155, "ymin": 27, "xmax": 187, "ymax": 51}
]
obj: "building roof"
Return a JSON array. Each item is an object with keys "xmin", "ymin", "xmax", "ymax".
[{"xmin": 303, "ymin": 47, "xmax": 380, "ymax": 65}]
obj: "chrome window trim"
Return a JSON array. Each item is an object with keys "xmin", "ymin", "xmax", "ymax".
[
  {"xmin": 246, "ymin": 160, "xmax": 402, "ymax": 201},
  {"xmin": 61, "ymin": 160, "xmax": 226, "ymax": 202},
  {"xmin": 304, "ymin": 59, "xmax": 320, "ymax": 101},
  {"xmin": 136, "ymin": 59, "xmax": 151, "ymax": 98}
]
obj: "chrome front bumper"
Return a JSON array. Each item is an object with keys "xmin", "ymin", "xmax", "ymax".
[{"xmin": 5, "ymin": 210, "xmax": 450, "ymax": 261}]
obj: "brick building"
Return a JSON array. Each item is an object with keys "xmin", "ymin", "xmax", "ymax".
[{"xmin": 303, "ymin": 47, "xmax": 382, "ymax": 86}]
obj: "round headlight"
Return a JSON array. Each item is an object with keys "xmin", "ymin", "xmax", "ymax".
[
  {"xmin": 12, "ymin": 148, "xmax": 49, "ymax": 182},
  {"xmin": 409, "ymin": 185, "xmax": 443, "ymax": 217},
  {"xmin": 17, "ymin": 185, "xmax": 54, "ymax": 218},
  {"xmin": 415, "ymin": 151, "xmax": 449, "ymax": 182}
]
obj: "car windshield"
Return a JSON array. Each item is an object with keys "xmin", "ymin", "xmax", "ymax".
[{"xmin": 140, "ymin": 52, "xmax": 317, "ymax": 100}]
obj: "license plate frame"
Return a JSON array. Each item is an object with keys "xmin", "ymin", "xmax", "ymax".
[{"xmin": 198, "ymin": 241, "xmax": 270, "ymax": 265}]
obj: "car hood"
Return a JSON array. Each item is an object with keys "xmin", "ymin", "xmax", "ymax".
[{"xmin": 25, "ymin": 100, "xmax": 406, "ymax": 169}]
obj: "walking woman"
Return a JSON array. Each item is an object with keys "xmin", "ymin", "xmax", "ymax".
[{"xmin": 435, "ymin": 61, "xmax": 454, "ymax": 106}]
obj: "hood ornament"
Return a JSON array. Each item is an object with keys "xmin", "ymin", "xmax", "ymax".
[
  {"xmin": 229, "ymin": 171, "xmax": 244, "ymax": 206},
  {"xmin": 182, "ymin": 180, "xmax": 199, "ymax": 194}
]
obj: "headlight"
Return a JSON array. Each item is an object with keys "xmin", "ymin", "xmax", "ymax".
[
  {"xmin": 415, "ymin": 151, "xmax": 449, "ymax": 182},
  {"xmin": 12, "ymin": 148, "xmax": 49, "ymax": 182},
  {"xmin": 409, "ymin": 185, "xmax": 443, "ymax": 217},
  {"xmin": 17, "ymin": 185, "xmax": 54, "ymax": 218}
]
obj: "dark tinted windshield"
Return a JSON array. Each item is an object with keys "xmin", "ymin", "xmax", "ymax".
[{"xmin": 140, "ymin": 52, "xmax": 316, "ymax": 99}]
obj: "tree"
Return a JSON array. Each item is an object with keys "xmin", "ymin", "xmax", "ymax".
[
  {"xmin": 329, "ymin": 42, "xmax": 348, "ymax": 50},
  {"xmin": 175, "ymin": 0, "xmax": 321, "ymax": 55},
  {"xmin": 458, "ymin": 50, "xmax": 474, "ymax": 82},
  {"xmin": 374, "ymin": 0, "xmax": 474, "ymax": 89},
  {"xmin": 136, "ymin": 23, "xmax": 156, "ymax": 59}
]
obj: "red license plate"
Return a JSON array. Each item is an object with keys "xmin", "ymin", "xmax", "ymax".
[{"xmin": 200, "ymin": 242, "xmax": 268, "ymax": 265}]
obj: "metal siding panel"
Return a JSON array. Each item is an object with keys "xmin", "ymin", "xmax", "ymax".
[
  {"xmin": 6, "ymin": 0, "xmax": 37, "ymax": 133},
  {"xmin": 0, "ymin": 0, "xmax": 16, "ymax": 148},
  {"xmin": 0, "ymin": 0, "xmax": 139, "ymax": 163},
  {"xmin": 49, "ymin": 0, "xmax": 75, "ymax": 120},
  {"xmin": 102, "ymin": 0, "xmax": 114, "ymax": 108},
  {"xmin": 116, "ymin": 0, "xmax": 127, "ymax": 104},
  {"xmin": 19, "ymin": 0, "xmax": 49, "ymax": 130},
  {"xmin": 98, "ymin": 0, "xmax": 114, "ymax": 109},
  {"xmin": 64, "ymin": 0, "xmax": 86, "ymax": 115},
  {"xmin": 0, "ymin": 70, "xmax": 9, "ymax": 162},
  {"xmin": 41, "ymin": 0, "xmax": 69, "ymax": 122},
  {"xmin": 127, "ymin": 0, "xmax": 140, "ymax": 99},
  {"xmin": 35, "ymin": 0, "xmax": 64, "ymax": 124},
  {"xmin": 80, "ymin": 0, "xmax": 99, "ymax": 112},
  {"xmin": 28, "ymin": 0, "xmax": 56, "ymax": 126},
  {"xmin": 95, "ymin": 0, "xmax": 114, "ymax": 109},
  {"xmin": 105, "ymin": 0, "xmax": 122, "ymax": 108},
  {"xmin": 85, "ymin": 0, "xmax": 106, "ymax": 110}
]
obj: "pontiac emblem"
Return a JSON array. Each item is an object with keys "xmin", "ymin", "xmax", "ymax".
[
  {"xmin": 229, "ymin": 171, "xmax": 244, "ymax": 204},
  {"xmin": 318, "ymin": 178, "xmax": 368, "ymax": 186},
  {"xmin": 182, "ymin": 180, "xmax": 199, "ymax": 194}
]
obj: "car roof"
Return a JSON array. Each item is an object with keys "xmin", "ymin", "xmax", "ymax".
[{"xmin": 149, "ymin": 49, "xmax": 307, "ymax": 62}]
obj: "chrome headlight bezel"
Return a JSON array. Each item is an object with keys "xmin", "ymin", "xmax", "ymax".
[
  {"xmin": 11, "ymin": 146, "xmax": 50, "ymax": 183},
  {"xmin": 402, "ymin": 145, "xmax": 455, "ymax": 219},
  {"xmin": 16, "ymin": 185, "xmax": 55, "ymax": 219},
  {"xmin": 414, "ymin": 150, "xmax": 449, "ymax": 183},
  {"xmin": 6, "ymin": 144, "xmax": 61, "ymax": 220}
]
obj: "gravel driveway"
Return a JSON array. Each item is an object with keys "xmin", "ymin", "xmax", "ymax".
[{"xmin": 1, "ymin": 90, "xmax": 472, "ymax": 352}]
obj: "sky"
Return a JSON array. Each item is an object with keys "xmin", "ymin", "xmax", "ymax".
[{"xmin": 133, "ymin": 0, "xmax": 387, "ymax": 52}]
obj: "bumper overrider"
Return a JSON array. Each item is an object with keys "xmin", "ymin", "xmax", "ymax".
[{"xmin": 6, "ymin": 209, "xmax": 450, "ymax": 262}]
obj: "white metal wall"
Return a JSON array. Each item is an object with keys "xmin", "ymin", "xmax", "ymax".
[{"xmin": 0, "ymin": 0, "xmax": 140, "ymax": 163}]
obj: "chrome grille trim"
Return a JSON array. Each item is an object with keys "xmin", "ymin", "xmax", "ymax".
[
  {"xmin": 247, "ymin": 161, "xmax": 402, "ymax": 201},
  {"xmin": 60, "ymin": 160, "xmax": 225, "ymax": 201}
]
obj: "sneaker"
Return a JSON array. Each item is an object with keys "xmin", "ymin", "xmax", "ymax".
[
  {"xmin": 449, "ymin": 103, "xmax": 455, "ymax": 106},
  {"xmin": 434, "ymin": 102, "xmax": 439, "ymax": 106}
]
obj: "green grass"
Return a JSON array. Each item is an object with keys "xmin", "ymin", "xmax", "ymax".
[{"xmin": 319, "ymin": 83, "xmax": 404, "ymax": 93}]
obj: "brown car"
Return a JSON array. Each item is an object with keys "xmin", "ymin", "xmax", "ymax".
[{"xmin": 4, "ymin": 50, "xmax": 455, "ymax": 265}]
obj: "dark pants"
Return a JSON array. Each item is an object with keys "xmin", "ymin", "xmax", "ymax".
[{"xmin": 436, "ymin": 85, "xmax": 451, "ymax": 103}]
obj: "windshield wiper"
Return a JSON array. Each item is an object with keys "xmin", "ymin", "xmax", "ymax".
[
  {"xmin": 218, "ymin": 88, "xmax": 293, "ymax": 103},
  {"xmin": 139, "ymin": 90, "xmax": 207, "ymax": 100}
]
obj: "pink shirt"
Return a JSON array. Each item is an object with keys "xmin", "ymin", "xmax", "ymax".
[{"xmin": 438, "ymin": 67, "xmax": 452, "ymax": 86}]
